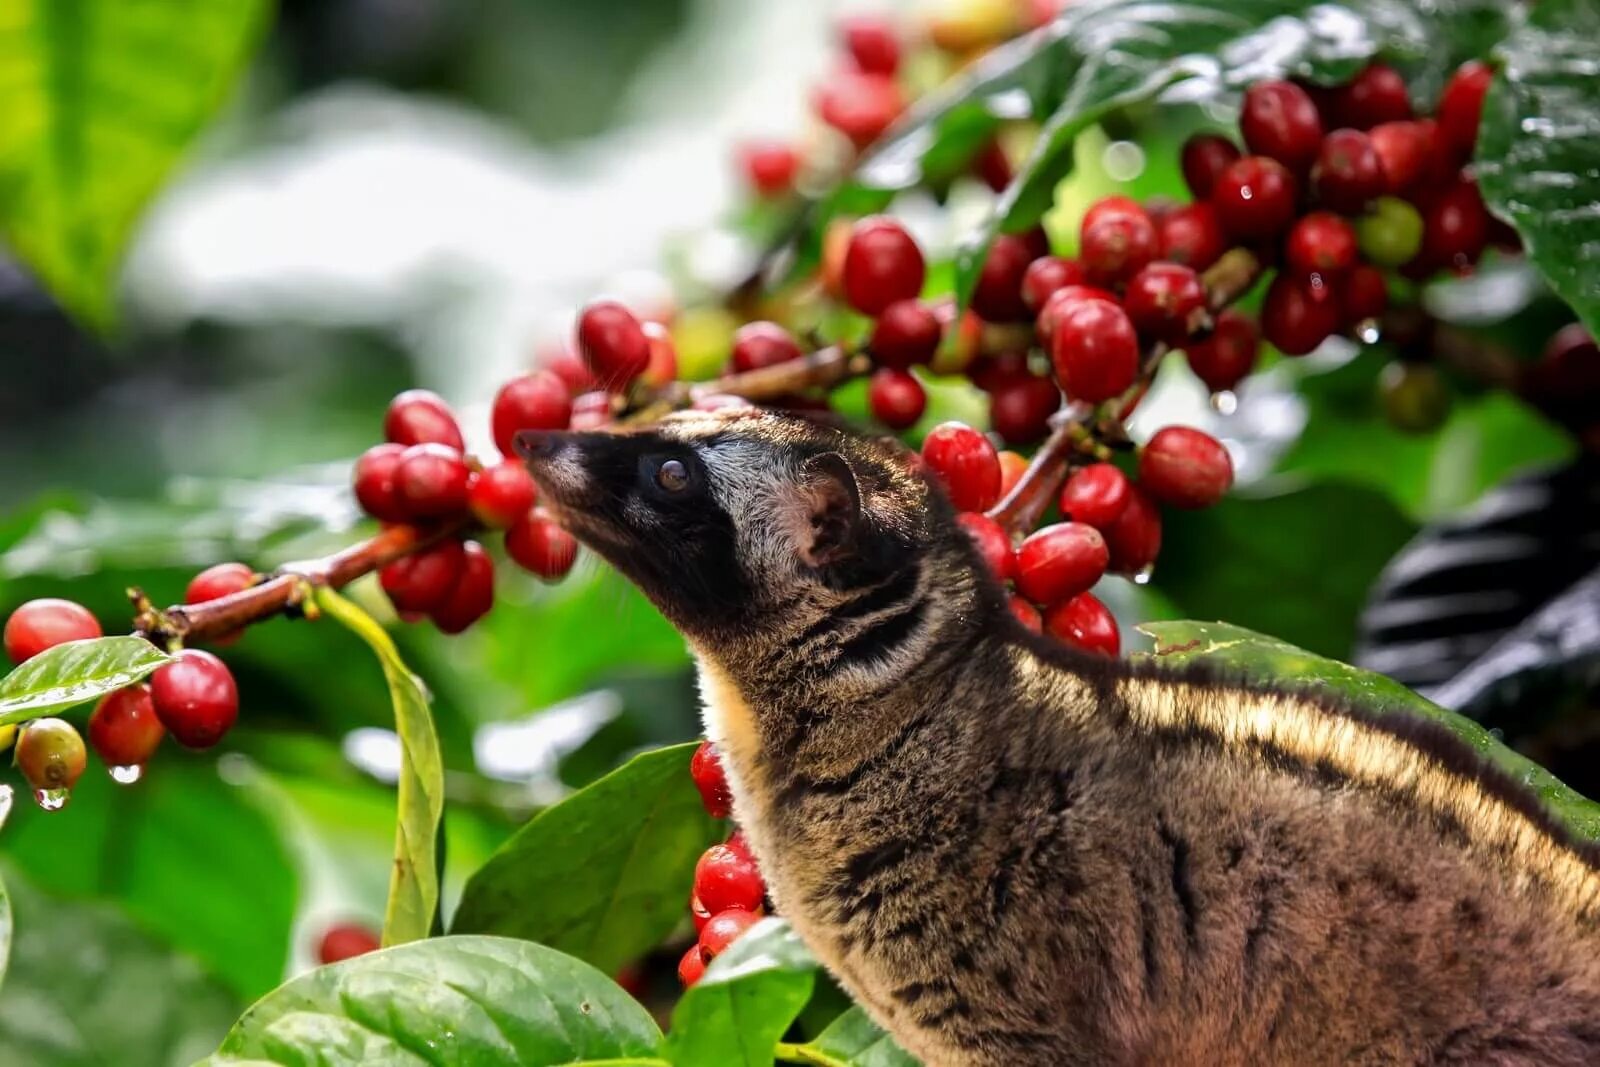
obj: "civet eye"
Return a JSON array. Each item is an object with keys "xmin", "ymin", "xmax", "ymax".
[{"xmin": 656, "ymin": 458, "xmax": 690, "ymax": 492}]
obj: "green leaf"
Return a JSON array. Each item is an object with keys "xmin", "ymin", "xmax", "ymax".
[
  {"xmin": 0, "ymin": 0, "xmax": 271, "ymax": 329},
  {"xmin": 199, "ymin": 935, "xmax": 663, "ymax": 1066},
  {"xmin": 0, "ymin": 861, "xmax": 241, "ymax": 1067},
  {"xmin": 0, "ymin": 636, "xmax": 170, "ymax": 724},
  {"xmin": 1151, "ymin": 482, "xmax": 1417, "ymax": 659},
  {"xmin": 1136, "ymin": 620, "xmax": 1600, "ymax": 843},
  {"xmin": 797, "ymin": 1007, "xmax": 919, "ymax": 1067},
  {"xmin": 451, "ymin": 743, "xmax": 721, "ymax": 976},
  {"xmin": 315, "ymin": 587, "xmax": 444, "ymax": 948},
  {"xmin": 664, "ymin": 918, "xmax": 819, "ymax": 1067},
  {"xmin": 1477, "ymin": 0, "xmax": 1600, "ymax": 338}
]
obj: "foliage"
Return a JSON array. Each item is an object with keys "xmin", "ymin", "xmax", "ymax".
[{"xmin": 0, "ymin": 636, "xmax": 169, "ymax": 724}]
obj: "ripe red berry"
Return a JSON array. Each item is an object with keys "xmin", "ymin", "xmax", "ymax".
[
  {"xmin": 957, "ymin": 513, "xmax": 1016, "ymax": 581},
  {"xmin": 988, "ymin": 375, "xmax": 1060, "ymax": 446},
  {"xmin": 1341, "ymin": 265, "xmax": 1389, "ymax": 325},
  {"xmin": 394, "ymin": 443, "xmax": 471, "ymax": 518},
  {"xmin": 187, "ymin": 562, "xmax": 254, "ymax": 607},
  {"xmin": 840, "ymin": 14, "xmax": 900, "ymax": 76},
  {"xmin": 1261, "ymin": 273, "xmax": 1341, "ymax": 356},
  {"xmin": 690, "ymin": 740, "xmax": 733, "ymax": 819},
  {"xmin": 700, "ymin": 908, "xmax": 761, "ymax": 961},
  {"xmin": 966, "ymin": 350, "xmax": 1030, "ymax": 395},
  {"xmin": 1014, "ymin": 522, "xmax": 1109, "ymax": 604},
  {"xmin": 1240, "ymin": 80, "xmax": 1324, "ymax": 173},
  {"xmin": 997, "ymin": 450, "xmax": 1029, "ymax": 498},
  {"xmin": 1418, "ymin": 179, "xmax": 1490, "ymax": 271},
  {"xmin": 1051, "ymin": 299, "xmax": 1140, "ymax": 404},
  {"xmin": 149, "ymin": 649, "xmax": 239, "ymax": 750},
  {"xmin": 1020, "ymin": 256, "xmax": 1085, "ymax": 312},
  {"xmin": 317, "ymin": 923, "xmax": 381, "ymax": 965},
  {"xmin": 1080, "ymin": 207, "xmax": 1157, "ymax": 286},
  {"xmin": 1368, "ymin": 121, "xmax": 1431, "ymax": 194},
  {"xmin": 1285, "ymin": 212, "xmax": 1359, "ymax": 276},
  {"xmin": 842, "ymin": 217, "xmax": 925, "ymax": 316},
  {"xmin": 1080, "ymin": 195, "xmax": 1143, "ymax": 231},
  {"xmin": 731, "ymin": 321, "xmax": 803, "ymax": 373},
  {"xmin": 690, "ymin": 893, "xmax": 712, "ymax": 934},
  {"xmin": 538, "ymin": 339, "xmax": 593, "ymax": 396},
  {"xmin": 1036, "ymin": 284, "xmax": 1119, "ymax": 344},
  {"xmin": 1180, "ymin": 134, "xmax": 1242, "ymax": 200},
  {"xmin": 381, "ymin": 539, "xmax": 467, "ymax": 613},
  {"xmin": 1312, "ymin": 128, "xmax": 1385, "ymax": 213},
  {"xmin": 1139, "ymin": 426, "xmax": 1234, "ymax": 509},
  {"xmin": 431, "ymin": 540, "xmax": 495, "ymax": 634},
  {"xmin": 815, "ymin": 70, "xmax": 904, "ymax": 149},
  {"xmin": 569, "ymin": 391, "xmax": 614, "ymax": 431},
  {"xmin": 383, "ymin": 389, "xmax": 464, "ymax": 451},
  {"xmin": 1436, "ymin": 61, "xmax": 1493, "ymax": 162},
  {"xmin": 1185, "ymin": 309, "xmax": 1260, "ymax": 393},
  {"xmin": 868, "ymin": 368, "xmax": 927, "ymax": 430},
  {"xmin": 694, "ymin": 843, "xmax": 765, "ymax": 914},
  {"xmin": 921, "ymin": 422, "xmax": 1002, "ymax": 512},
  {"xmin": 1211, "ymin": 156, "xmax": 1298, "ymax": 240},
  {"xmin": 353, "ymin": 443, "xmax": 408, "ymax": 522},
  {"xmin": 678, "ymin": 942, "xmax": 708, "ymax": 986},
  {"xmin": 1123, "ymin": 262, "xmax": 1206, "ymax": 343},
  {"xmin": 971, "ymin": 234, "xmax": 1038, "ymax": 323},
  {"xmin": 506, "ymin": 512, "xmax": 578, "ymax": 582},
  {"xmin": 1009, "ymin": 595, "xmax": 1043, "ymax": 633},
  {"xmin": 469, "ymin": 460, "xmax": 538, "ymax": 529},
  {"xmin": 870, "ymin": 299, "xmax": 942, "ymax": 368},
  {"xmin": 1331, "ymin": 64, "xmax": 1412, "ymax": 129},
  {"xmin": 1057, "ymin": 463, "xmax": 1131, "ymax": 531},
  {"xmin": 577, "ymin": 300, "xmax": 652, "ymax": 386},
  {"xmin": 1105, "ymin": 485, "xmax": 1162, "ymax": 575},
  {"xmin": 738, "ymin": 140, "xmax": 801, "ymax": 198},
  {"xmin": 88, "ymin": 684, "xmax": 166, "ymax": 769},
  {"xmin": 4, "ymin": 598, "xmax": 101, "ymax": 665},
  {"xmin": 640, "ymin": 321, "xmax": 678, "ymax": 387},
  {"xmin": 1525, "ymin": 324, "xmax": 1600, "ymax": 425},
  {"xmin": 492, "ymin": 371, "xmax": 572, "ymax": 458},
  {"xmin": 1156, "ymin": 203, "xmax": 1227, "ymax": 271},
  {"xmin": 16, "ymin": 717, "xmax": 87, "ymax": 794},
  {"xmin": 1044, "ymin": 592, "xmax": 1120, "ymax": 657}
]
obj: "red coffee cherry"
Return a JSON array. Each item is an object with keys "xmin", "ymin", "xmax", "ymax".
[
  {"xmin": 731, "ymin": 321, "xmax": 802, "ymax": 373},
  {"xmin": 1368, "ymin": 120, "xmax": 1431, "ymax": 194},
  {"xmin": 921, "ymin": 422, "xmax": 1002, "ymax": 512},
  {"xmin": 840, "ymin": 14, "xmax": 900, "ymax": 76},
  {"xmin": 1211, "ymin": 156, "xmax": 1298, "ymax": 240},
  {"xmin": 690, "ymin": 893, "xmax": 713, "ymax": 934},
  {"xmin": 1057, "ymin": 463, "xmax": 1131, "ymax": 531},
  {"xmin": 317, "ymin": 923, "xmax": 381, "ymax": 965},
  {"xmin": 678, "ymin": 942, "xmax": 708, "ymax": 986},
  {"xmin": 1341, "ymin": 265, "xmax": 1389, "ymax": 325},
  {"xmin": 88, "ymin": 684, "xmax": 166, "ymax": 769},
  {"xmin": 957, "ymin": 513, "xmax": 1016, "ymax": 581},
  {"xmin": 868, "ymin": 368, "xmax": 927, "ymax": 430},
  {"xmin": 1051, "ymin": 299, "xmax": 1140, "ymax": 404},
  {"xmin": 1331, "ymin": 63, "xmax": 1412, "ymax": 129},
  {"xmin": 1080, "ymin": 205, "xmax": 1158, "ymax": 286},
  {"xmin": 1312, "ymin": 128, "xmax": 1386, "ymax": 213},
  {"xmin": 1036, "ymin": 284, "xmax": 1119, "ymax": 344},
  {"xmin": 694, "ymin": 843, "xmax": 766, "ymax": 914},
  {"xmin": 1285, "ymin": 212, "xmax": 1359, "ymax": 277},
  {"xmin": 700, "ymin": 908, "xmax": 761, "ymax": 961},
  {"xmin": 353, "ymin": 443, "xmax": 408, "ymax": 522},
  {"xmin": 1105, "ymin": 485, "xmax": 1162, "ymax": 575},
  {"xmin": 1123, "ymin": 262, "xmax": 1206, "ymax": 344},
  {"xmin": 394, "ymin": 444, "xmax": 471, "ymax": 518},
  {"xmin": 738, "ymin": 140, "xmax": 801, "ymax": 198},
  {"xmin": 430, "ymin": 541, "xmax": 495, "ymax": 634},
  {"xmin": 577, "ymin": 300, "xmax": 652, "ymax": 386},
  {"xmin": 538, "ymin": 339, "xmax": 593, "ymax": 396},
  {"xmin": 16, "ymin": 717, "xmax": 87, "ymax": 793},
  {"xmin": 1261, "ymin": 273, "xmax": 1341, "ymax": 356},
  {"xmin": 1240, "ymin": 80, "xmax": 1324, "ymax": 173},
  {"xmin": 870, "ymin": 299, "xmax": 942, "ymax": 369},
  {"xmin": 383, "ymin": 389, "xmax": 464, "ymax": 451},
  {"xmin": 1044, "ymin": 592, "xmax": 1120, "ymax": 657},
  {"xmin": 640, "ymin": 322, "xmax": 678, "ymax": 387},
  {"xmin": 149, "ymin": 649, "xmax": 240, "ymax": 750},
  {"xmin": 971, "ymin": 234, "xmax": 1038, "ymax": 323},
  {"xmin": 1418, "ymin": 179, "xmax": 1490, "ymax": 271},
  {"xmin": 1180, "ymin": 134, "xmax": 1242, "ymax": 200},
  {"xmin": 1156, "ymin": 203, "xmax": 1227, "ymax": 271},
  {"xmin": 1436, "ymin": 60, "xmax": 1493, "ymax": 162},
  {"xmin": 492, "ymin": 371, "xmax": 572, "ymax": 458},
  {"xmin": 505, "ymin": 512, "xmax": 578, "ymax": 581},
  {"xmin": 988, "ymin": 375, "xmax": 1060, "ymax": 446},
  {"xmin": 843, "ymin": 217, "xmax": 925, "ymax": 316},
  {"xmin": 690, "ymin": 740, "xmax": 733, "ymax": 819},
  {"xmin": 997, "ymin": 450, "xmax": 1029, "ymax": 498},
  {"xmin": 1139, "ymin": 426, "xmax": 1234, "ymax": 509},
  {"xmin": 187, "ymin": 562, "xmax": 255, "ymax": 607},
  {"xmin": 1021, "ymin": 256, "xmax": 1087, "ymax": 312},
  {"xmin": 1525, "ymin": 324, "xmax": 1600, "ymax": 426},
  {"xmin": 815, "ymin": 70, "xmax": 904, "ymax": 148},
  {"xmin": 4, "ymin": 598, "xmax": 102, "ymax": 665},
  {"xmin": 1015, "ymin": 522, "xmax": 1109, "ymax": 605},
  {"xmin": 1185, "ymin": 309, "xmax": 1260, "ymax": 393},
  {"xmin": 569, "ymin": 391, "xmax": 614, "ymax": 431},
  {"xmin": 469, "ymin": 460, "xmax": 538, "ymax": 529},
  {"xmin": 1009, "ymin": 595, "xmax": 1043, "ymax": 633},
  {"xmin": 966, "ymin": 350, "xmax": 1031, "ymax": 395},
  {"xmin": 381, "ymin": 539, "xmax": 467, "ymax": 613}
]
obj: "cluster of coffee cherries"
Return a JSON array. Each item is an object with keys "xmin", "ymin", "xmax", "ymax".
[{"xmin": 677, "ymin": 740, "xmax": 767, "ymax": 986}]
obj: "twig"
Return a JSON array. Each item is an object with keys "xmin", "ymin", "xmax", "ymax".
[{"xmin": 624, "ymin": 345, "xmax": 871, "ymax": 424}]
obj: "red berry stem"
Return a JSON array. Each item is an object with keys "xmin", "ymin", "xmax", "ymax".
[{"xmin": 624, "ymin": 344, "xmax": 873, "ymax": 424}]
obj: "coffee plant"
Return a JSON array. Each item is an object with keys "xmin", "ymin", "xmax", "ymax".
[{"xmin": 1, "ymin": 0, "xmax": 1598, "ymax": 1063}]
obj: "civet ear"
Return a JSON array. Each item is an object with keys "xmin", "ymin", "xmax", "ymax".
[{"xmin": 797, "ymin": 451, "xmax": 862, "ymax": 568}]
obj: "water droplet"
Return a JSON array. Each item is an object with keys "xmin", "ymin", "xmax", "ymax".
[
  {"xmin": 33, "ymin": 787, "xmax": 69, "ymax": 812},
  {"xmin": 0, "ymin": 785, "xmax": 14, "ymax": 830},
  {"xmin": 1354, "ymin": 318, "xmax": 1381, "ymax": 344},
  {"xmin": 110, "ymin": 763, "xmax": 145, "ymax": 785},
  {"xmin": 1133, "ymin": 564, "xmax": 1155, "ymax": 586},
  {"xmin": 1210, "ymin": 390, "xmax": 1238, "ymax": 415}
]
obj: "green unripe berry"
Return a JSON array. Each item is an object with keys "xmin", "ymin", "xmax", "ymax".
[
  {"xmin": 1380, "ymin": 361, "xmax": 1451, "ymax": 434},
  {"xmin": 1357, "ymin": 197, "xmax": 1424, "ymax": 267},
  {"xmin": 15, "ymin": 717, "xmax": 87, "ymax": 792}
]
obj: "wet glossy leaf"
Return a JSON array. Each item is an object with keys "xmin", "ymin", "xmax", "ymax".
[
  {"xmin": 800, "ymin": 1007, "xmax": 919, "ymax": 1067},
  {"xmin": 200, "ymin": 935, "xmax": 662, "ymax": 1066},
  {"xmin": 664, "ymin": 918, "xmax": 819, "ymax": 1067},
  {"xmin": 451, "ymin": 742, "xmax": 721, "ymax": 976},
  {"xmin": 0, "ymin": 636, "xmax": 170, "ymax": 725}
]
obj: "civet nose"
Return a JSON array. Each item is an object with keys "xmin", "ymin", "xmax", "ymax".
[{"xmin": 513, "ymin": 429, "xmax": 563, "ymax": 462}]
